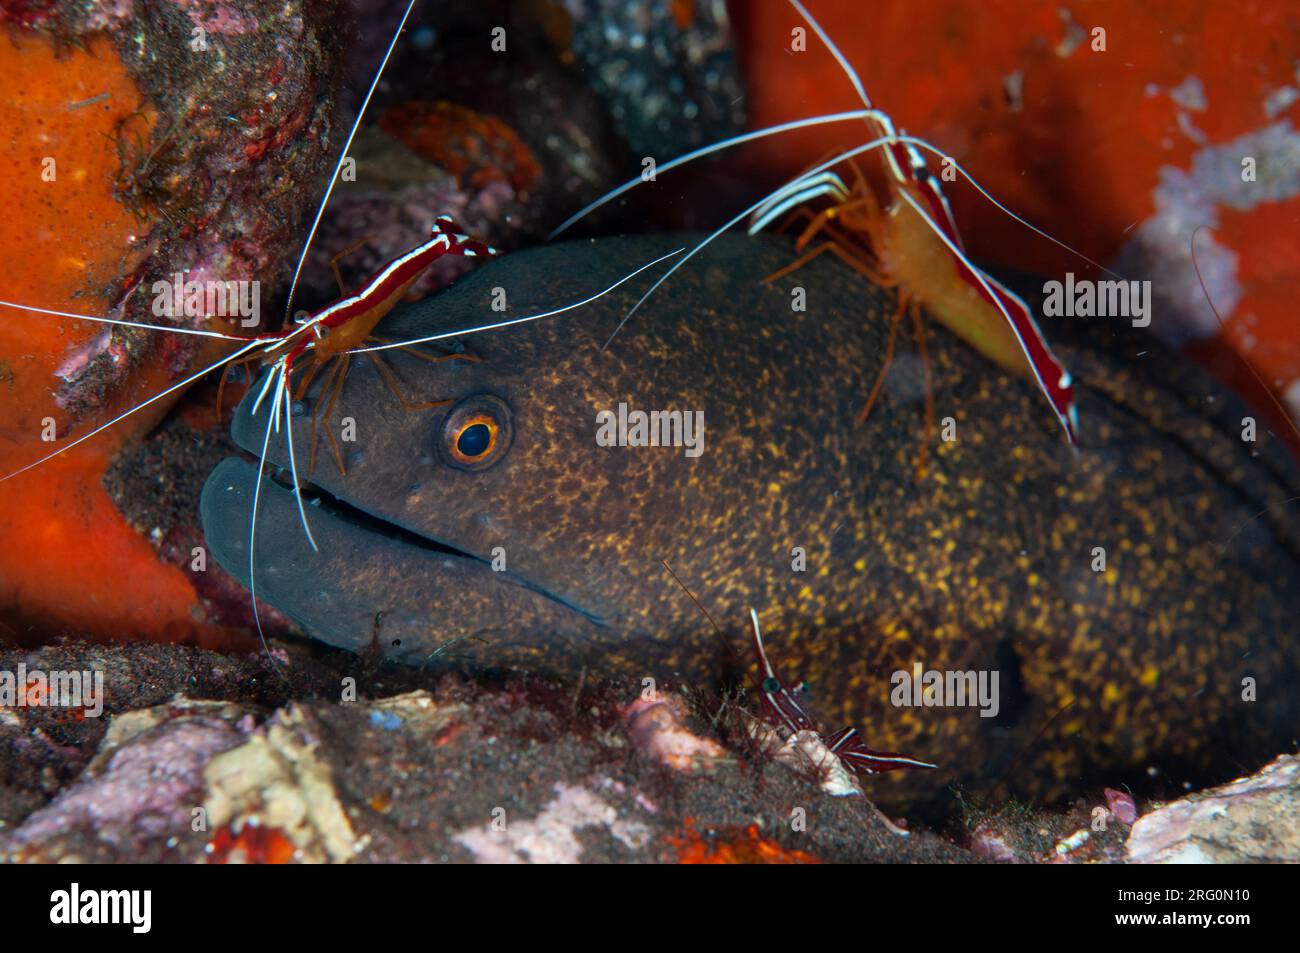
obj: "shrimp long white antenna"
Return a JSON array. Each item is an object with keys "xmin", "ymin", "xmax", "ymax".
[
  {"xmin": 600, "ymin": 128, "xmax": 1127, "ymax": 352},
  {"xmin": 0, "ymin": 299, "xmax": 253, "ymax": 339},
  {"xmin": 749, "ymin": 608, "xmax": 778, "ymax": 680},
  {"xmin": 552, "ymin": 0, "xmax": 1119, "ymax": 288},
  {"xmin": 787, "ymin": 0, "xmax": 908, "ymax": 184},
  {"xmin": 0, "ymin": 339, "xmax": 263, "ymax": 483},
  {"xmin": 953, "ymin": 163, "xmax": 1122, "ymax": 280},
  {"xmin": 547, "ymin": 110, "xmax": 885, "ymax": 239},
  {"xmin": 602, "ymin": 134, "xmax": 904, "ymax": 348},
  {"xmin": 349, "ymin": 247, "xmax": 685, "ymax": 354},
  {"xmin": 1191, "ymin": 224, "xmax": 1300, "ymax": 446},
  {"xmin": 282, "ymin": 0, "xmax": 420, "ymax": 321},
  {"xmin": 250, "ymin": 350, "xmax": 285, "ymax": 416},
  {"xmin": 248, "ymin": 361, "xmax": 288, "ymax": 675},
  {"xmin": 549, "ymin": 110, "xmax": 1121, "ymax": 284},
  {"xmin": 748, "ymin": 171, "xmax": 850, "ymax": 234},
  {"xmin": 789, "ymin": 0, "xmax": 873, "ymax": 109},
  {"xmin": 788, "ymin": 0, "xmax": 1121, "ymax": 280},
  {"xmin": 279, "ymin": 365, "xmax": 319, "ymax": 552}
]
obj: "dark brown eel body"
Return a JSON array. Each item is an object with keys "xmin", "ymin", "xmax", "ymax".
[{"xmin": 201, "ymin": 234, "xmax": 1300, "ymax": 811}]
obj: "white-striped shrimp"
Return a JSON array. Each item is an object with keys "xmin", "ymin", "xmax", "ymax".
[
  {"xmin": 552, "ymin": 0, "xmax": 1128, "ymax": 453},
  {"xmin": 0, "ymin": 0, "xmax": 682, "ymax": 664}
]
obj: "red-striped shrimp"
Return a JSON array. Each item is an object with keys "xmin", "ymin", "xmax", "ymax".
[
  {"xmin": 661, "ymin": 560, "xmax": 933, "ymax": 779},
  {"xmin": 552, "ymin": 0, "xmax": 1127, "ymax": 449},
  {"xmin": 0, "ymin": 0, "xmax": 683, "ymax": 663},
  {"xmin": 747, "ymin": 608, "xmax": 936, "ymax": 777}
]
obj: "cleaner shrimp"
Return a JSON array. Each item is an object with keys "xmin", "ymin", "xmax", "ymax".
[
  {"xmin": 552, "ymin": 0, "xmax": 1127, "ymax": 450},
  {"xmin": 746, "ymin": 608, "xmax": 936, "ymax": 778},
  {"xmin": 661, "ymin": 560, "xmax": 934, "ymax": 779},
  {"xmin": 0, "ymin": 0, "xmax": 683, "ymax": 663}
]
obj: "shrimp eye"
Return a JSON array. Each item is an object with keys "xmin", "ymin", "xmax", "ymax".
[
  {"xmin": 439, "ymin": 394, "xmax": 513, "ymax": 471},
  {"xmin": 761, "ymin": 677, "xmax": 781, "ymax": 694}
]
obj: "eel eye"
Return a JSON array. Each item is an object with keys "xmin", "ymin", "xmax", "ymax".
[
  {"xmin": 456, "ymin": 419, "xmax": 494, "ymax": 458},
  {"xmin": 439, "ymin": 394, "xmax": 513, "ymax": 471}
]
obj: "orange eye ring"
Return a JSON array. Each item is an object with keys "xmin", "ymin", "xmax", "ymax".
[{"xmin": 439, "ymin": 395, "xmax": 513, "ymax": 471}]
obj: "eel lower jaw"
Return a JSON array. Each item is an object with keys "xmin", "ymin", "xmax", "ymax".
[{"xmin": 200, "ymin": 455, "xmax": 607, "ymax": 662}]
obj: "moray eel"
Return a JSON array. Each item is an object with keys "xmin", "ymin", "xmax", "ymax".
[{"xmin": 201, "ymin": 234, "xmax": 1300, "ymax": 811}]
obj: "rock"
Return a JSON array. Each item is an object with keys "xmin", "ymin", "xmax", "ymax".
[
  {"xmin": 0, "ymin": 641, "xmax": 972, "ymax": 863},
  {"xmin": 1105, "ymin": 787, "xmax": 1139, "ymax": 825},
  {"xmin": 2, "ymin": 698, "xmax": 253, "ymax": 863},
  {"xmin": 562, "ymin": 0, "xmax": 747, "ymax": 159},
  {"xmin": 1126, "ymin": 754, "xmax": 1300, "ymax": 863},
  {"xmin": 202, "ymin": 704, "xmax": 361, "ymax": 864},
  {"xmin": 969, "ymin": 823, "xmax": 1023, "ymax": 863},
  {"xmin": 624, "ymin": 694, "xmax": 725, "ymax": 774},
  {"xmin": 1, "ymin": 0, "xmax": 347, "ymax": 648}
]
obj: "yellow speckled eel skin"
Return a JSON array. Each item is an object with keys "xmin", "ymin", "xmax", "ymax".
[{"xmin": 202, "ymin": 234, "xmax": 1300, "ymax": 812}]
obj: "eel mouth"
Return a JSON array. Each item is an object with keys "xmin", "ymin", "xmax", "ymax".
[
  {"xmin": 278, "ymin": 468, "xmax": 606, "ymax": 625},
  {"xmin": 198, "ymin": 456, "xmax": 604, "ymax": 660},
  {"xmin": 281, "ymin": 467, "xmax": 480, "ymax": 559}
]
